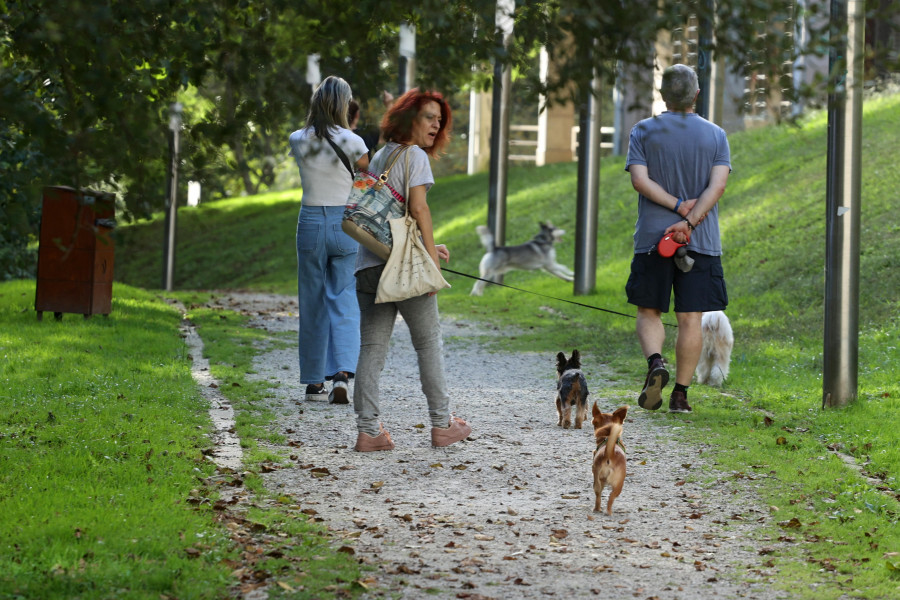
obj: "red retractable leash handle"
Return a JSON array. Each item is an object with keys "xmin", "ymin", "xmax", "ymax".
[{"xmin": 657, "ymin": 230, "xmax": 691, "ymax": 258}]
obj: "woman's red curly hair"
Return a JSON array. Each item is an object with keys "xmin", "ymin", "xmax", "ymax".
[{"xmin": 380, "ymin": 89, "xmax": 452, "ymax": 157}]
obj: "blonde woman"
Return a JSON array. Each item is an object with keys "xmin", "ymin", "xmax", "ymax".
[{"xmin": 289, "ymin": 76, "xmax": 369, "ymax": 404}]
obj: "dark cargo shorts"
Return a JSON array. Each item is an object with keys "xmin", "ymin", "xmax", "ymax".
[{"xmin": 625, "ymin": 251, "xmax": 728, "ymax": 313}]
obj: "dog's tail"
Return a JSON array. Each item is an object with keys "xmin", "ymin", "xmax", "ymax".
[
  {"xmin": 595, "ymin": 422, "xmax": 623, "ymax": 465},
  {"xmin": 558, "ymin": 371, "xmax": 587, "ymax": 405},
  {"xmin": 475, "ymin": 225, "xmax": 494, "ymax": 253}
]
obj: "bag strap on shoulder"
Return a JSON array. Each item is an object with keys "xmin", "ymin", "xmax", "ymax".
[
  {"xmin": 323, "ymin": 132, "xmax": 355, "ymax": 178},
  {"xmin": 373, "ymin": 145, "xmax": 411, "ymax": 190}
]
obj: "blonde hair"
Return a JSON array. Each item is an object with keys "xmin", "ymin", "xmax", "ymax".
[{"xmin": 306, "ymin": 76, "xmax": 352, "ymax": 137}]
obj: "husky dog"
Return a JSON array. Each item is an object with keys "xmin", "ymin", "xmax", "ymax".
[
  {"xmin": 695, "ymin": 311, "xmax": 734, "ymax": 387},
  {"xmin": 470, "ymin": 222, "xmax": 575, "ymax": 296}
]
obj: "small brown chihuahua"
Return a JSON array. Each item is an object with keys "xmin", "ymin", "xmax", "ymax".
[{"xmin": 591, "ymin": 403, "xmax": 628, "ymax": 515}]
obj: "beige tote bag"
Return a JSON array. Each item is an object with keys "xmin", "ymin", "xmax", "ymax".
[{"xmin": 374, "ymin": 213, "xmax": 451, "ymax": 303}]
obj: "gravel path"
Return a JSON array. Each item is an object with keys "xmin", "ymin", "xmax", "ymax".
[{"xmin": 203, "ymin": 292, "xmax": 787, "ymax": 600}]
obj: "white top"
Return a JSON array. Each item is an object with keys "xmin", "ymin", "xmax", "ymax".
[{"xmin": 288, "ymin": 126, "xmax": 368, "ymax": 207}]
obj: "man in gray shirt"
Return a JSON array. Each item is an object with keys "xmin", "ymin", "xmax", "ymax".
[{"xmin": 624, "ymin": 64, "xmax": 731, "ymax": 414}]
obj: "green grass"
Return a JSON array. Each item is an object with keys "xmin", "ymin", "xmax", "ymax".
[
  {"xmin": 0, "ymin": 281, "xmax": 230, "ymax": 598},
  {"xmin": 0, "ymin": 282, "xmax": 362, "ymax": 599},
  {"xmin": 24, "ymin": 90, "xmax": 900, "ymax": 598}
]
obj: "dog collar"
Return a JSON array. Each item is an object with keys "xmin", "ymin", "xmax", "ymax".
[{"xmin": 596, "ymin": 436, "xmax": 627, "ymax": 453}]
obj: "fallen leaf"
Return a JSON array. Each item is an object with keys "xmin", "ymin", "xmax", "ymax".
[{"xmin": 778, "ymin": 518, "xmax": 803, "ymax": 529}]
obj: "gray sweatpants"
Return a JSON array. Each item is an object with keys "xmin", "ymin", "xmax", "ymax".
[{"xmin": 353, "ymin": 265, "xmax": 451, "ymax": 436}]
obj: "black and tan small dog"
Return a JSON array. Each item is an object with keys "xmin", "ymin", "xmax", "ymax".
[
  {"xmin": 591, "ymin": 403, "xmax": 628, "ymax": 515},
  {"xmin": 555, "ymin": 349, "xmax": 589, "ymax": 429}
]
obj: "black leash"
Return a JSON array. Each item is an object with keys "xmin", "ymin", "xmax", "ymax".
[{"xmin": 441, "ymin": 267, "xmax": 678, "ymax": 328}]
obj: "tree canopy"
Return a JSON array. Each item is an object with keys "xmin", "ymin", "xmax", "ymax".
[{"xmin": 2, "ymin": 0, "xmax": 895, "ymax": 279}]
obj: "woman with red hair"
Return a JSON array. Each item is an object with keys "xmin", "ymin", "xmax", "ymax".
[{"xmin": 352, "ymin": 89, "xmax": 471, "ymax": 452}]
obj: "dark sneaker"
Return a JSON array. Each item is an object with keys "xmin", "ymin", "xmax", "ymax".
[
  {"xmin": 668, "ymin": 390, "xmax": 693, "ymax": 413},
  {"xmin": 305, "ymin": 383, "xmax": 327, "ymax": 402},
  {"xmin": 638, "ymin": 357, "xmax": 669, "ymax": 410},
  {"xmin": 328, "ymin": 372, "xmax": 350, "ymax": 404}
]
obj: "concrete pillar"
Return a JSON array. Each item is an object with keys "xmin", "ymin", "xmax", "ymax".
[
  {"xmin": 536, "ymin": 47, "xmax": 577, "ymax": 166},
  {"xmin": 612, "ymin": 58, "xmax": 654, "ymax": 155},
  {"xmin": 718, "ymin": 64, "xmax": 747, "ymax": 133},
  {"xmin": 467, "ymin": 90, "xmax": 493, "ymax": 174},
  {"xmin": 399, "ymin": 23, "xmax": 416, "ymax": 94}
]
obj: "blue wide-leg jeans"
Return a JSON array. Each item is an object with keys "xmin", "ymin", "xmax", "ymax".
[{"xmin": 296, "ymin": 205, "xmax": 359, "ymax": 384}]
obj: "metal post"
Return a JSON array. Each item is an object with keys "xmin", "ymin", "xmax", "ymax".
[
  {"xmin": 487, "ymin": 0, "xmax": 514, "ymax": 252},
  {"xmin": 695, "ymin": 0, "xmax": 714, "ymax": 119},
  {"xmin": 399, "ymin": 23, "xmax": 416, "ymax": 95},
  {"xmin": 574, "ymin": 52, "xmax": 600, "ymax": 296},
  {"xmin": 823, "ymin": 0, "xmax": 863, "ymax": 408},
  {"xmin": 161, "ymin": 102, "xmax": 182, "ymax": 292}
]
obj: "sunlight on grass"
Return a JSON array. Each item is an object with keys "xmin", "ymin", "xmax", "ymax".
[{"xmin": 0, "ymin": 280, "xmax": 232, "ymax": 598}]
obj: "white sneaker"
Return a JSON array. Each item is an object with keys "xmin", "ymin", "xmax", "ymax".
[{"xmin": 328, "ymin": 372, "xmax": 350, "ymax": 404}]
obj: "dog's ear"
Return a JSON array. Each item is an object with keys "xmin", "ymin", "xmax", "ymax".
[
  {"xmin": 568, "ymin": 349, "xmax": 581, "ymax": 369},
  {"xmin": 612, "ymin": 405, "xmax": 628, "ymax": 423},
  {"xmin": 591, "ymin": 401, "xmax": 601, "ymax": 420},
  {"xmin": 556, "ymin": 352, "xmax": 567, "ymax": 374}
]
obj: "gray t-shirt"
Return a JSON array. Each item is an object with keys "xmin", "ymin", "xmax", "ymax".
[
  {"xmin": 355, "ymin": 142, "xmax": 435, "ymax": 272},
  {"xmin": 625, "ymin": 112, "xmax": 731, "ymax": 255}
]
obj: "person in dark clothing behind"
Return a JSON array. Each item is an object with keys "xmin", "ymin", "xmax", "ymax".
[{"xmin": 349, "ymin": 91, "xmax": 394, "ymax": 160}]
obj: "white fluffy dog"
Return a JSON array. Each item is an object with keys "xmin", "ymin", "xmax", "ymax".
[{"xmin": 695, "ymin": 311, "xmax": 734, "ymax": 387}]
